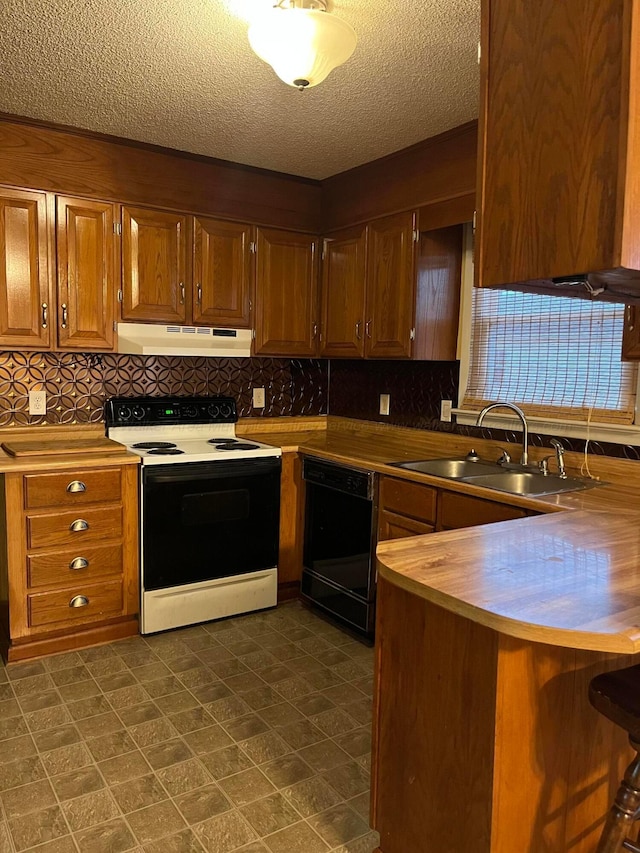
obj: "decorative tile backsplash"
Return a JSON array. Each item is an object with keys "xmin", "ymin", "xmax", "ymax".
[
  {"xmin": 2, "ymin": 351, "xmax": 638, "ymax": 461},
  {"xmin": 0, "ymin": 352, "xmax": 328, "ymax": 426}
]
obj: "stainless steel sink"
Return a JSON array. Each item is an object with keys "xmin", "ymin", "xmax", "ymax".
[
  {"xmin": 462, "ymin": 470, "xmax": 592, "ymax": 497},
  {"xmin": 388, "ymin": 456, "xmax": 598, "ymax": 497},
  {"xmin": 389, "ymin": 457, "xmax": 505, "ymax": 479}
]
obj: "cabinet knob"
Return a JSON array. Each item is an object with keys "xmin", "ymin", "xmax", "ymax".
[
  {"xmin": 196, "ymin": 284, "xmax": 202, "ymax": 305},
  {"xmin": 66, "ymin": 481, "xmax": 87, "ymax": 494},
  {"xmin": 69, "ymin": 557, "xmax": 89, "ymax": 570},
  {"xmin": 61, "ymin": 303, "xmax": 68, "ymax": 329},
  {"xmin": 365, "ymin": 320, "xmax": 372, "ymax": 338},
  {"xmin": 69, "ymin": 595, "xmax": 89, "ymax": 608},
  {"xmin": 312, "ymin": 322, "xmax": 318, "ymax": 339},
  {"xmin": 355, "ymin": 321, "xmax": 362, "ymax": 340},
  {"xmin": 179, "ymin": 282, "xmax": 185, "ymax": 304},
  {"xmin": 69, "ymin": 518, "xmax": 89, "ymax": 532},
  {"xmin": 41, "ymin": 303, "xmax": 48, "ymax": 329}
]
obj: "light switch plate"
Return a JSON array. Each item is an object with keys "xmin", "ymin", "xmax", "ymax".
[
  {"xmin": 379, "ymin": 394, "xmax": 390, "ymax": 416},
  {"xmin": 252, "ymin": 387, "xmax": 266, "ymax": 408},
  {"xmin": 29, "ymin": 390, "xmax": 47, "ymax": 415},
  {"xmin": 440, "ymin": 399, "xmax": 452, "ymax": 422}
]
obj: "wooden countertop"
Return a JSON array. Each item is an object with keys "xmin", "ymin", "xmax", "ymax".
[{"xmin": 0, "ymin": 425, "xmax": 139, "ymax": 473}]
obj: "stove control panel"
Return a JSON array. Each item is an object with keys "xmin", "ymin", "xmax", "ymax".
[{"xmin": 105, "ymin": 396, "xmax": 238, "ymax": 427}]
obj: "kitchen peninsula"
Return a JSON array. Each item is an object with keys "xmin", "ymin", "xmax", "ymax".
[{"xmin": 372, "ymin": 510, "xmax": 640, "ymax": 853}]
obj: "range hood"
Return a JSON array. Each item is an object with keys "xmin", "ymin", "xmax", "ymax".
[{"xmin": 116, "ymin": 324, "xmax": 252, "ymax": 357}]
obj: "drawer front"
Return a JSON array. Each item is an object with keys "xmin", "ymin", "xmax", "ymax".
[
  {"xmin": 28, "ymin": 580, "xmax": 123, "ymax": 628},
  {"xmin": 439, "ymin": 491, "xmax": 526, "ymax": 530},
  {"xmin": 28, "ymin": 544, "xmax": 123, "ymax": 589},
  {"xmin": 378, "ymin": 510, "xmax": 435, "ymax": 542},
  {"xmin": 27, "ymin": 506, "xmax": 123, "ymax": 549},
  {"xmin": 380, "ymin": 477, "xmax": 437, "ymax": 524},
  {"xmin": 24, "ymin": 468, "xmax": 122, "ymax": 509}
]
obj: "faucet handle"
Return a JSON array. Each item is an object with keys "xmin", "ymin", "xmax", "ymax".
[
  {"xmin": 496, "ymin": 449, "xmax": 511, "ymax": 465},
  {"xmin": 465, "ymin": 448, "xmax": 480, "ymax": 461},
  {"xmin": 538, "ymin": 455, "xmax": 554, "ymax": 475}
]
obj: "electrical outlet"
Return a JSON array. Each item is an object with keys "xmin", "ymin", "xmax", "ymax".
[
  {"xmin": 379, "ymin": 394, "xmax": 390, "ymax": 416},
  {"xmin": 440, "ymin": 399, "xmax": 452, "ymax": 422},
  {"xmin": 29, "ymin": 390, "xmax": 47, "ymax": 415},
  {"xmin": 252, "ymin": 387, "xmax": 266, "ymax": 408}
]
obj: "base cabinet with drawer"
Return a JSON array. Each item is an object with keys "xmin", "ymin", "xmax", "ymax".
[
  {"xmin": 0, "ymin": 462, "xmax": 139, "ymax": 662},
  {"xmin": 378, "ymin": 475, "xmax": 529, "ymax": 542}
]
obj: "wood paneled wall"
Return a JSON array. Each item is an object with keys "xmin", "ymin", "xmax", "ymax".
[
  {"xmin": 0, "ymin": 114, "xmax": 322, "ymax": 232},
  {"xmin": 0, "ymin": 113, "xmax": 478, "ymax": 236},
  {"xmin": 322, "ymin": 120, "xmax": 478, "ymax": 231}
]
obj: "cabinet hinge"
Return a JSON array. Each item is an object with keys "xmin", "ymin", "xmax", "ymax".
[
  {"xmin": 113, "ymin": 321, "xmax": 117, "ymax": 331},
  {"xmin": 472, "ymin": 210, "xmax": 477, "ymax": 232},
  {"xmin": 117, "ymin": 289, "xmax": 123, "ymax": 303},
  {"xmin": 321, "ymin": 239, "xmax": 327, "ymax": 261},
  {"xmin": 113, "ymin": 222, "xmax": 122, "ymax": 236},
  {"xmin": 409, "ymin": 328, "xmax": 416, "ymax": 341},
  {"xmin": 412, "ymin": 229, "xmax": 420, "ymax": 243},
  {"xmin": 251, "ymin": 328, "xmax": 256, "ymax": 339},
  {"xmin": 477, "ymin": 41, "xmax": 481, "ymax": 64},
  {"xmin": 249, "ymin": 241, "xmax": 257, "ymax": 254}
]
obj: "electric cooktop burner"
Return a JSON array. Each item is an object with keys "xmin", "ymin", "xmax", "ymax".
[
  {"xmin": 132, "ymin": 441, "xmax": 177, "ymax": 450},
  {"xmin": 209, "ymin": 440, "xmax": 260, "ymax": 451},
  {"xmin": 146, "ymin": 448, "xmax": 184, "ymax": 456}
]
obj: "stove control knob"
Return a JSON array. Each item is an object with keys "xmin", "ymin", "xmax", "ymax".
[
  {"xmin": 207, "ymin": 403, "xmax": 220, "ymax": 419},
  {"xmin": 219, "ymin": 403, "xmax": 233, "ymax": 419},
  {"xmin": 132, "ymin": 405, "xmax": 145, "ymax": 420},
  {"xmin": 116, "ymin": 405, "xmax": 132, "ymax": 422},
  {"xmin": 183, "ymin": 405, "xmax": 198, "ymax": 418}
]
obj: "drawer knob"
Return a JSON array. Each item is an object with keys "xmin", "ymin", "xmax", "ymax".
[
  {"xmin": 69, "ymin": 518, "xmax": 89, "ymax": 532},
  {"xmin": 69, "ymin": 595, "xmax": 89, "ymax": 608},
  {"xmin": 69, "ymin": 557, "xmax": 89, "ymax": 570},
  {"xmin": 66, "ymin": 481, "xmax": 87, "ymax": 494}
]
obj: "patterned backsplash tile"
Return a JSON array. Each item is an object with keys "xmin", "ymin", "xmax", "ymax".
[
  {"xmin": 0, "ymin": 352, "xmax": 328, "ymax": 426},
  {"xmin": 2, "ymin": 351, "xmax": 638, "ymax": 461}
]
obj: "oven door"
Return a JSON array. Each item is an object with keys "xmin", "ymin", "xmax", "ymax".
[{"xmin": 142, "ymin": 457, "xmax": 281, "ymax": 591}]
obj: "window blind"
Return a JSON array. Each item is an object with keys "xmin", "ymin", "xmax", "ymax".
[{"xmin": 461, "ymin": 290, "xmax": 637, "ymax": 424}]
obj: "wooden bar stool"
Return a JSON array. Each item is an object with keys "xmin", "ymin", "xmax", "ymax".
[{"xmin": 589, "ymin": 665, "xmax": 640, "ymax": 853}]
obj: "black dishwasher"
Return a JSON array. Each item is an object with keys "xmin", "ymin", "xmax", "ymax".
[{"xmin": 301, "ymin": 457, "xmax": 377, "ymax": 639}]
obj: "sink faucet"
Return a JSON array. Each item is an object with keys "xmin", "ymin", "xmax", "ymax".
[{"xmin": 475, "ymin": 402, "xmax": 529, "ymax": 466}]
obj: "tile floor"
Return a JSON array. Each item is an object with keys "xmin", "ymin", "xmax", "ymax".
[{"xmin": 0, "ymin": 602, "xmax": 379, "ymax": 853}]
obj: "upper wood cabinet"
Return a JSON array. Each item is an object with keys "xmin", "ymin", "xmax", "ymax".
[
  {"xmin": 320, "ymin": 225, "xmax": 367, "ymax": 358},
  {"xmin": 0, "ymin": 188, "xmax": 51, "ymax": 349},
  {"xmin": 193, "ymin": 217, "xmax": 252, "ymax": 328},
  {"xmin": 476, "ymin": 0, "xmax": 640, "ymax": 300},
  {"xmin": 253, "ymin": 228, "xmax": 319, "ymax": 357},
  {"xmin": 121, "ymin": 206, "xmax": 188, "ymax": 324},
  {"xmin": 56, "ymin": 197, "xmax": 117, "ymax": 350},
  {"xmin": 622, "ymin": 305, "xmax": 640, "ymax": 359},
  {"xmin": 121, "ymin": 208, "xmax": 253, "ymax": 329},
  {"xmin": 320, "ymin": 214, "xmax": 461, "ymax": 360},
  {"xmin": 0, "ymin": 187, "xmax": 118, "ymax": 352}
]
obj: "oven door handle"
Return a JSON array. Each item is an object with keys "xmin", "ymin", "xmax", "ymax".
[{"xmin": 143, "ymin": 457, "xmax": 281, "ymax": 484}]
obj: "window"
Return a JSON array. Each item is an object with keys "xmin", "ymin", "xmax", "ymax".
[{"xmin": 461, "ymin": 288, "xmax": 637, "ymax": 425}]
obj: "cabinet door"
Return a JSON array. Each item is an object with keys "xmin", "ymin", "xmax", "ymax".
[
  {"xmin": 0, "ymin": 188, "xmax": 52, "ymax": 349},
  {"xmin": 56, "ymin": 197, "xmax": 117, "ymax": 350},
  {"xmin": 622, "ymin": 306, "xmax": 640, "ymax": 360},
  {"xmin": 193, "ymin": 217, "xmax": 252, "ymax": 328},
  {"xmin": 254, "ymin": 228, "xmax": 318, "ymax": 356},
  {"xmin": 121, "ymin": 206, "xmax": 188, "ymax": 323},
  {"xmin": 438, "ymin": 491, "xmax": 526, "ymax": 531},
  {"xmin": 319, "ymin": 226, "xmax": 367, "ymax": 358},
  {"xmin": 476, "ymin": 0, "xmax": 638, "ymax": 290},
  {"xmin": 366, "ymin": 211, "xmax": 416, "ymax": 358}
]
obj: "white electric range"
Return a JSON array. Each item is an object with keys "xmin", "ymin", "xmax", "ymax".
[{"xmin": 105, "ymin": 395, "xmax": 282, "ymax": 634}]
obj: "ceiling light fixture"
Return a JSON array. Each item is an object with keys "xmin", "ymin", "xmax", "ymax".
[{"xmin": 248, "ymin": 0, "xmax": 357, "ymax": 91}]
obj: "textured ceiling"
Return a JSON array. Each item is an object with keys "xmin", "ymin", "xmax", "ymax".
[{"xmin": 0, "ymin": 0, "xmax": 480, "ymax": 180}]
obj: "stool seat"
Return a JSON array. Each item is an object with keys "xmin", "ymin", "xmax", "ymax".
[
  {"xmin": 590, "ymin": 664, "xmax": 640, "ymax": 744},
  {"xmin": 589, "ymin": 664, "xmax": 640, "ymax": 853}
]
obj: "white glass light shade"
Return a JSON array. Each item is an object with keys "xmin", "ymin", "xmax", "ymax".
[{"xmin": 248, "ymin": 5, "xmax": 357, "ymax": 89}]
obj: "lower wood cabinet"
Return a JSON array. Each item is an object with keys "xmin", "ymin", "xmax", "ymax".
[
  {"xmin": 0, "ymin": 461, "xmax": 140, "ymax": 662},
  {"xmin": 378, "ymin": 475, "xmax": 528, "ymax": 541}
]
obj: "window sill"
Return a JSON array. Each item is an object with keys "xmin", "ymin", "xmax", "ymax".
[{"xmin": 454, "ymin": 409, "xmax": 640, "ymax": 445}]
